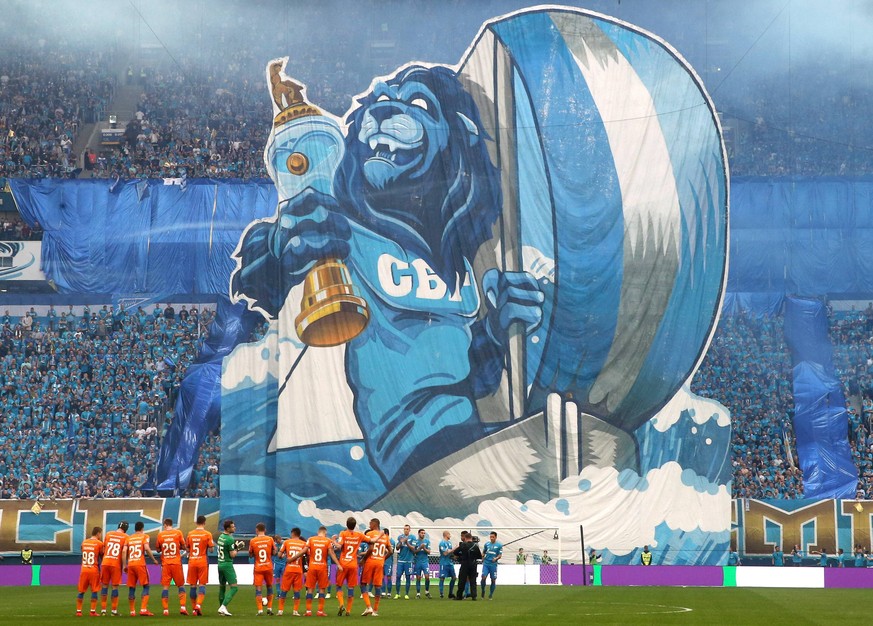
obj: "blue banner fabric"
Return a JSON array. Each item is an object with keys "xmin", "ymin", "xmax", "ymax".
[
  {"xmin": 784, "ymin": 297, "xmax": 858, "ymax": 499},
  {"xmin": 9, "ymin": 178, "xmax": 276, "ymax": 295}
]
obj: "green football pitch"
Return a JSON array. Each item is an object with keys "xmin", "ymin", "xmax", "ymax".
[{"xmin": 0, "ymin": 586, "xmax": 869, "ymax": 624}]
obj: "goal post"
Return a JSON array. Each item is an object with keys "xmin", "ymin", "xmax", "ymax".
[{"xmin": 398, "ymin": 525, "xmax": 564, "ymax": 585}]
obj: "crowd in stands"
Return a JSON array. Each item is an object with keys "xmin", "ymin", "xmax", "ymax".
[
  {"xmin": 0, "ymin": 303, "xmax": 220, "ymax": 500},
  {"xmin": 90, "ymin": 58, "xmax": 272, "ymax": 180},
  {"xmin": 1, "ymin": 0, "xmax": 868, "ymax": 181},
  {"xmin": 0, "ymin": 19, "xmax": 116, "ymax": 181},
  {"xmin": 830, "ymin": 307, "xmax": 873, "ymax": 498},
  {"xmin": 0, "ymin": 213, "xmax": 41, "ymax": 241},
  {"xmin": 692, "ymin": 313, "xmax": 805, "ymax": 498},
  {"xmin": 694, "ymin": 304, "xmax": 873, "ymax": 499},
  {"xmin": 88, "ymin": 26, "xmax": 366, "ymax": 180}
]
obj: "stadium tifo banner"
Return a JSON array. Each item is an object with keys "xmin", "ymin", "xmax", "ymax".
[
  {"xmin": 221, "ymin": 6, "xmax": 730, "ymax": 565},
  {"xmin": 0, "ymin": 498, "xmax": 220, "ymax": 554}
]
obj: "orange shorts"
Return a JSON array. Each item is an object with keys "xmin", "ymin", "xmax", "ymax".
[
  {"xmin": 100, "ymin": 564, "xmax": 123, "ymax": 586},
  {"xmin": 281, "ymin": 570, "xmax": 303, "ymax": 593},
  {"xmin": 78, "ymin": 571, "xmax": 101, "ymax": 593},
  {"xmin": 361, "ymin": 561, "xmax": 384, "ymax": 588},
  {"xmin": 186, "ymin": 563, "xmax": 209, "ymax": 586},
  {"xmin": 305, "ymin": 567, "xmax": 329, "ymax": 591},
  {"xmin": 254, "ymin": 570, "xmax": 274, "ymax": 587},
  {"xmin": 161, "ymin": 564, "xmax": 185, "ymax": 587},
  {"xmin": 127, "ymin": 565, "xmax": 149, "ymax": 588},
  {"xmin": 335, "ymin": 564, "xmax": 358, "ymax": 588}
]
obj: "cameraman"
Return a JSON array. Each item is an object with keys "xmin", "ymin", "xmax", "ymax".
[{"xmin": 452, "ymin": 531, "xmax": 482, "ymax": 601}]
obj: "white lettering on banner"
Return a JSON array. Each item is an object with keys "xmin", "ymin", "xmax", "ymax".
[
  {"xmin": 449, "ymin": 272, "xmax": 472, "ymax": 302},
  {"xmin": 377, "ymin": 253, "xmax": 469, "ymax": 302},
  {"xmin": 412, "ymin": 259, "xmax": 447, "ymax": 300},
  {"xmin": 378, "ymin": 253, "xmax": 413, "ymax": 297}
]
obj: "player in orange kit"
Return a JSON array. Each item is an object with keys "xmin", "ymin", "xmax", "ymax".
[
  {"xmin": 249, "ymin": 523, "xmax": 277, "ymax": 615},
  {"xmin": 76, "ymin": 526, "xmax": 104, "ymax": 617},
  {"xmin": 290, "ymin": 525, "xmax": 342, "ymax": 617},
  {"xmin": 125, "ymin": 521, "xmax": 159, "ymax": 616},
  {"xmin": 99, "ymin": 520, "xmax": 129, "ymax": 616},
  {"xmin": 277, "ymin": 528, "xmax": 307, "ymax": 616},
  {"xmin": 186, "ymin": 515, "xmax": 215, "ymax": 616},
  {"xmin": 334, "ymin": 517, "xmax": 371, "ymax": 617},
  {"xmin": 361, "ymin": 519, "xmax": 394, "ymax": 617},
  {"xmin": 156, "ymin": 517, "xmax": 188, "ymax": 616}
]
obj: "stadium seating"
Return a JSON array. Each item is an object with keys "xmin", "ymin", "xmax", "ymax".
[
  {"xmin": 693, "ymin": 306, "xmax": 873, "ymax": 499},
  {"xmin": 0, "ymin": 305, "xmax": 221, "ymax": 499}
]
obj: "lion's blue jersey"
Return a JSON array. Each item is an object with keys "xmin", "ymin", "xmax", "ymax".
[
  {"xmin": 855, "ymin": 552, "xmax": 865, "ymax": 567},
  {"xmin": 773, "ymin": 550, "xmax": 784, "ymax": 566},
  {"xmin": 483, "ymin": 541, "xmax": 503, "ymax": 565},
  {"xmin": 396, "ymin": 533, "xmax": 414, "ymax": 563},
  {"xmin": 438, "ymin": 540, "xmax": 454, "ymax": 566}
]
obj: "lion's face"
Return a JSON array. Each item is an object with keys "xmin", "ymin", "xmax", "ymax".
[
  {"xmin": 355, "ymin": 75, "xmax": 449, "ymax": 191},
  {"xmin": 336, "ymin": 65, "xmax": 500, "ymax": 281}
]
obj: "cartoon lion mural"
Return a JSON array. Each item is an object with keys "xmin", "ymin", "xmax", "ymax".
[{"xmin": 232, "ymin": 63, "xmax": 545, "ymax": 487}]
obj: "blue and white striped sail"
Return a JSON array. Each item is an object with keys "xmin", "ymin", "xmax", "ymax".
[{"xmin": 459, "ymin": 7, "xmax": 728, "ymax": 433}]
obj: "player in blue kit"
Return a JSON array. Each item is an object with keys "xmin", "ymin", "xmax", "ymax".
[
  {"xmin": 272, "ymin": 535, "xmax": 287, "ymax": 582},
  {"xmin": 480, "ymin": 532, "xmax": 502, "ymax": 600},
  {"xmin": 410, "ymin": 529, "xmax": 431, "ymax": 599},
  {"xmin": 438, "ymin": 531, "xmax": 456, "ymax": 599},
  {"xmin": 772, "ymin": 546, "xmax": 784, "ymax": 566},
  {"xmin": 811, "ymin": 547, "xmax": 829, "ymax": 567},
  {"xmin": 394, "ymin": 525, "xmax": 414, "ymax": 599},
  {"xmin": 790, "ymin": 545, "xmax": 804, "ymax": 566},
  {"xmin": 383, "ymin": 531, "xmax": 395, "ymax": 598},
  {"xmin": 854, "ymin": 546, "xmax": 867, "ymax": 568},
  {"xmin": 727, "ymin": 547, "xmax": 741, "ymax": 566}
]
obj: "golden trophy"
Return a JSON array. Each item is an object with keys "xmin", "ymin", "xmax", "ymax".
[{"xmin": 266, "ymin": 59, "xmax": 369, "ymax": 347}]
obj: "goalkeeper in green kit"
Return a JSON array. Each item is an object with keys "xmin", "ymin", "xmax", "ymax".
[{"xmin": 217, "ymin": 520, "xmax": 243, "ymax": 616}]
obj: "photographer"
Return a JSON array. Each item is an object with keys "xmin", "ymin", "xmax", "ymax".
[{"xmin": 452, "ymin": 531, "xmax": 482, "ymax": 601}]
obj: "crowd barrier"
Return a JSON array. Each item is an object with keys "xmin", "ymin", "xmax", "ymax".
[{"xmin": 3, "ymin": 565, "xmax": 871, "ymax": 588}]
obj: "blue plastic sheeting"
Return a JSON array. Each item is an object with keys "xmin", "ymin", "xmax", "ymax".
[
  {"xmin": 721, "ymin": 292, "xmax": 785, "ymax": 318},
  {"xmin": 784, "ymin": 297, "xmax": 836, "ymax": 371},
  {"xmin": 784, "ymin": 296, "xmax": 858, "ymax": 499},
  {"xmin": 153, "ymin": 297, "xmax": 261, "ymax": 492},
  {"xmin": 13, "ymin": 177, "xmax": 873, "ymax": 299},
  {"xmin": 9, "ymin": 178, "xmax": 276, "ymax": 295},
  {"xmin": 729, "ymin": 177, "xmax": 873, "ymax": 295}
]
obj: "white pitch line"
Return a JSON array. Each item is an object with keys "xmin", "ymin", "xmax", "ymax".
[{"xmin": 572, "ymin": 602, "xmax": 694, "ymax": 616}]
